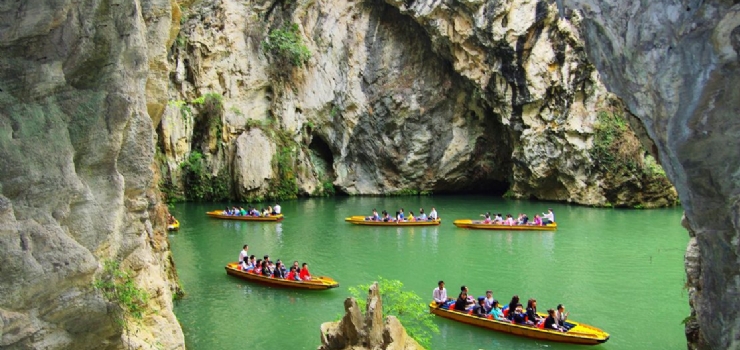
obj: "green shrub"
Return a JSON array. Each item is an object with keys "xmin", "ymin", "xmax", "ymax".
[
  {"xmin": 349, "ymin": 277, "xmax": 439, "ymax": 348},
  {"xmin": 93, "ymin": 260, "xmax": 150, "ymax": 331},
  {"xmin": 269, "ymin": 146, "xmax": 298, "ymax": 200},
  {"xmin": 180, "ymin": 151, "xmax": 232, "ymax": 201},
  {"xmin": 263, "ymin": 23, "xmax": 311, "ymax": 68}
]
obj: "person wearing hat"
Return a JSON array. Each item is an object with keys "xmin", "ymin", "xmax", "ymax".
[{"xmin": 473, "ymin": 297, "xmax": 488, "ymax": 318}]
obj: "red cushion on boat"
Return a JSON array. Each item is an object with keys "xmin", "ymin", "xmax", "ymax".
[
  {"xmin": 486, "ymin": 314, "xmax": 493, "ymax": 320},
  {"xmin": 538, "ymin": 321, "xmax": 545, "ymax": 329},
  {"xmin": 503, "ymin": 308, "xmax": 509, "ymax": 318},
  {"xmin": 467, "ymin": 309, "xmax": 473, "ymax": 315}
]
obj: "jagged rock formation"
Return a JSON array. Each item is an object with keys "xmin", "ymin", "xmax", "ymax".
[
  {"xmin": 319, "ymin": 282, "xmax": 423, "ymax": 350},
  {"xmin": 158, "ymin": 0, "xmax": 677, "ymax": 207},
  {"xmin": 0, "ymin": 0, "xmax": 184, "ymax": 349},
  {"xmin": 557, "ymin": 1, "xmax": 740, "ymax": 349}
]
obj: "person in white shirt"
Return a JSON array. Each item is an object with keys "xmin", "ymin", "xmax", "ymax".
[
  {"xmin": 273, "ymin": 203, "xmax": 281, "ymax": 215},
  {"xmin": 429, "ymin": 207, "xmax": 438, "ymax": 220},
  {"xmin": 433, "ymin": 280, "xmax": 451, "ymax": 306},
  {"xmin": 238, "ymin": 244, "xmax": 249, "ymax": 263},
  {"xmin": 542, "ymin": 208, "xmax": 555, "ymax": 224}
]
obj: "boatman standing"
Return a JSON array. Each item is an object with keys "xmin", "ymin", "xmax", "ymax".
[
  {"xmin": 433, "ymin": 280, "xmax": 452, "ymax": 306},
  {"xmin": 239, "ymin": 244, "xmax": 249, "ymax": 263}
]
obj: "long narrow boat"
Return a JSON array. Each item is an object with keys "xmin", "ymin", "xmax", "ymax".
[
  {"xmin": 167, "ymin": 219, "xmax": 180, "ymax": 231},
  {"xmin": 224, "ymin": 263, "xmax": 339, "ymax": 290},
  {"xmin": 344, "ymin": 216, "xmax": 441, "ymax": 226},
  {"xmin": 206, "ymin": 211, "xmax": 284, "ymax": 222},
  {"xmin": 429, "ymin": 302, "xmax": 609, "ymax": 345},
  {"xmin": 453, "ymin": 219, "xmax": 557, "ymax": 231}
]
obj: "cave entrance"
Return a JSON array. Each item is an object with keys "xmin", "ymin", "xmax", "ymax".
[{"xmin": 308, "ymin": 136, "xmax": 336, "ymax": 193}]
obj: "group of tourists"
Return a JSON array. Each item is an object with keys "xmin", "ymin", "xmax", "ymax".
[
  {"xmin": 236, "ymin": 245, "xmax": 311, "ymax": 281},
  {"xmin": 433, "ymin": 281, "xmax": 573, "ymax": 332},
  {"xmin": 364, "ymin": 207, "xmax": 439, "ymax": 222},
  {"xmin": 479, "ymin": 208, "xmax": 555, "ymax": 226},
  {"xmin": 222, "ymin": 203, "xmax": 281, "ymax": 217}
]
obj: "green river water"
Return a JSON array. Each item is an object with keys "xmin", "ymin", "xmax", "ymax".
[{"xmin": 169, "ymin": 196, "xmax": 688, "ymax": 350}]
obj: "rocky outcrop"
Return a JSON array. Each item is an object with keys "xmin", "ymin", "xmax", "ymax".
[
  {"xmin": 158, "ymin": 0, "xmax": 677, "ymax": 207},
  {"xmin": 557, "ymin": 1, "xmax": 740, "ymax": 349},
  {"xmin": 0, "ymin": 0, "xmax": 184, "ymax": 349},
  {"xmin": 319, "ymin": 282, "xmax": 423, "ymax": 350}
]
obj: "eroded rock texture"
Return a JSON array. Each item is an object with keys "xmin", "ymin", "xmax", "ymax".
[
  {"xmin": 558, "ymin": 1, "xmax": 740, "ymax": 349},
  {"xmin": 159, "ymin": 0, "xmax": 676, "ymax": 207},
  {"xmin": 319, "ymin": 282, "xmax": 422, "ymax": 350},
  {"xmin": 0, "ymin": 0, "xmax": 184, "ymax": 349}
]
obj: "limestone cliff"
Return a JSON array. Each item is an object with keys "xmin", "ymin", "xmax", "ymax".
[
  {"xmin": 557, "ymin": 1, "xmax": 740, "ymax": 348},
  {"xmin": 319, "ymin": 282, "xmax": 423, "ymax": 350},
  {"xmin": 158, "ymin": 0, "xmax": 677, "ymax": 207},
  {"xmin": 0, "ymin": 0, "xmax": 184, "ymax": 349}
]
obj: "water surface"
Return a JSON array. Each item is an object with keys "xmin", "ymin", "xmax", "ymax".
[{"xmin": 170, "ymin": 196, "xmax": 688, "ymax": 350}]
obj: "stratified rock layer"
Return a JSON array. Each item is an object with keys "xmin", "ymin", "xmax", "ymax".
[
  {"xmin": 0, "ymin": 0, "xmax": 184, "ymax": 349},
  {"xmin": 559, "ymin": 1, "xmax": 740, "ymax": 349},
  {"xmin": 319, "ymin": 282, "xmax": 423, "ymax": 350}
]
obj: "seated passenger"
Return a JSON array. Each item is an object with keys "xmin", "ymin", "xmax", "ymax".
[
  {"xmin": 488, "ymin": 300, "xmax": 510, "ymax": 322},
  {"xmin": 299, "ymin": 262, "xmax": 312, "ymax": 280},
  {"xmin": 240, "ymin": 257, "xmax": 250, "ymax": 271},
  {"xmin": 556, "ymin": 304, "xmax": 574, "ymax": 330},
  {"xmin": 273, "ymin": 261, "xmax": 286, "ymax": 279},
  {"xmin": 418, "ymin": 208, "xmax": 427, "ymax": 221},
  {"xmin": 473, "ymin": 297, "xmax": 488, "ymax": 318},
  {"xmin": 286, "ymin": 266, "xmax": 300, "ymax": 281},
  {"xmin": 262, "ymin": 207, "xmax": 270, "ymax": 216},
  {"xmin": 482, "ymin": 212, "xmax": 492, "ymax": 224},
  {"xmin": 483, "ymin": 290, "xmax": 495, "ymax": 312},
  {"xmin": 507, "ymin": 295, "xmax": 520, "ymax": 320},
  {"xmin": 395, "ymin": 211, "xmax": 402, "ymax": 223},
  {"xmin": 382, "ymin": 211, "xmax": 391, "ymax": 222},
  {"xmin": 239, "ymin": 207, "xmax": 247, "ymax": 216},
  {"xmin": 408, "ymin": 211, "xmax": 416, "ymax": 222},
  {"xmin": 512, "ymin": 304, "xmax": 532, "ymax": 325},
  {"xmin": 521, "ymin": 213, "xmax": 529, "ymax": 224},
  {"xmin": 526, "ymin": 299, "xmax": 544, "ymax": 324},
  {"xmin": 245, "ymin": 255, "xmax": 256, "ymax": 271},
  {"xmin": 494, "ymin": 213, "xmax": 504, "ymax": 224},
  {"xmin": 366, "ymin": 209, "xmax": 380, "ymax": 221},
  {"xmin": 454, "ymin": 291, "xmax": 471, "ymax": 311},
  {"xmin": 251, "ymin": 208, "xmax": 261, "ymax": 217},
  {"xmin": 544, "ymin": 309, "xmax": 564, "ymax": 331},
  {"xmin": 260, "ymin": 261, "xmax": 270, "ymax": 276},
  {"xmin": 429, "ymin": 207, "xmax": 438, "ymax": 221},
  {"xmin": 532, "ymin": 214, "xmax": 543, "ymax": 226},
  {"xmin": 504, "ymin": 214, "xmax": 516, "ymax": 226},
  {"xmin": 222, "ymin": 207, "xmax": 230, "ymax": 215},
  {"xmin": 253, "ymin": 259, "xmax": 263, "ymax": 274},
  {"xmin": 398, "ymin": 208, "xmax": 405, "ymax": 220}
]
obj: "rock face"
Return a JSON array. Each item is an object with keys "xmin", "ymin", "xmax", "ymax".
[
  {"xmin": 158, "ymin": 0, "xmax": 677, "ymax": 207},
  {"xmin": 557, "ymin": 1, "xmax": 740, "ymax": 349},
  {"xmin": 319, "ymin": 282, "xmax": 423, "ymax": 350},
  {"xmin": 0, "ymin": 0, "xmax": 184, "ymax": 349}
]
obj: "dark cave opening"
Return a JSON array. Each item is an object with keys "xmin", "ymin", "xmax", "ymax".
[{"xmin": 308, "ymin": 135, "xmax": 340, "ymax": 194}]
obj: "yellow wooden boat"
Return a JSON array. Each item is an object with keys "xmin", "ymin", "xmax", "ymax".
[
  {"xmin": 167, "ymin": 219, "xmax": 180, "ymax": 231},
  {"xmin": 344, "ymin": 215, "xmax": 441, "ymax": 226},
  {"xmin": 429, "ymin": 302, "xmax": 609, "ymax": 345},
  {"xmin": 224, "ymin": 263, "xmax": 339, "ymax": 290},
  {"xmin": 453, "ymin": 219, "xmax": 557, "ymax": 231},
  {"xmin": 206, "ymin": 211, "xmax": 284, "ymax": 222}
]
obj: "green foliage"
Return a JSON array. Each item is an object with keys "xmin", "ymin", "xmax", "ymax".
[
  {"xmin": 419, "ymin": 190, "xmax": 433, "ymax": 196},
  {"xmin": 633, "ymin": 204, "xmax": 644, "ymax": 209},
  {"xmin": 349, "ymin": 277, "xmax": 439, "ymax": 348},
  {"xmin": 269, "ymin": 146, "xmax": 299, "ymax": 200},
  {"xmin": 502, "ymin": 189, "xmax": 516, "ymax": 199},
  {"xmin": 643, "ymin": 154, "xmax": 667, "ymax": 177},
  {"xmin": 681, "ymin": 315, "xmax": 695, "ymax": 325},
  {"xmin": 168, "ymin": 100, "xmax": 191, "ymax": 119},
  {"xmin": 263, "ymin": 23, "xmax": 311, "ymax": 68},
  {"xmin": 93, "ymin": 260, "xmax": 150, "ymax": 331},
  {"xmin": 191, "ymin": 93, "xmax": 224, "ymax": 148},
  {"xmin": 180, "ymin": 151, "xmax": 232, "ymax": 201},
  {"xmin": 590, "ymin": 111, "xmax": 628, "ymax": 171},
  {"xmin": 387, "ymin": 188, "xmax": 420, "ymax": 196}
]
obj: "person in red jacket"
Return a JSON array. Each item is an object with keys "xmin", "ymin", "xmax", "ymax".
[
  {"xmin": 286, "ymin": 266, "xmax": 299, "ymax": 281},
  {"xmin": 298, "ymin": 262, "xmax": 312, "ymax": 280}
]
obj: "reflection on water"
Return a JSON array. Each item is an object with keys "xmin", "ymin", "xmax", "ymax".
[{"xmin": 171, "ymin": 196, "xmax": 688, "ymax": 350}]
